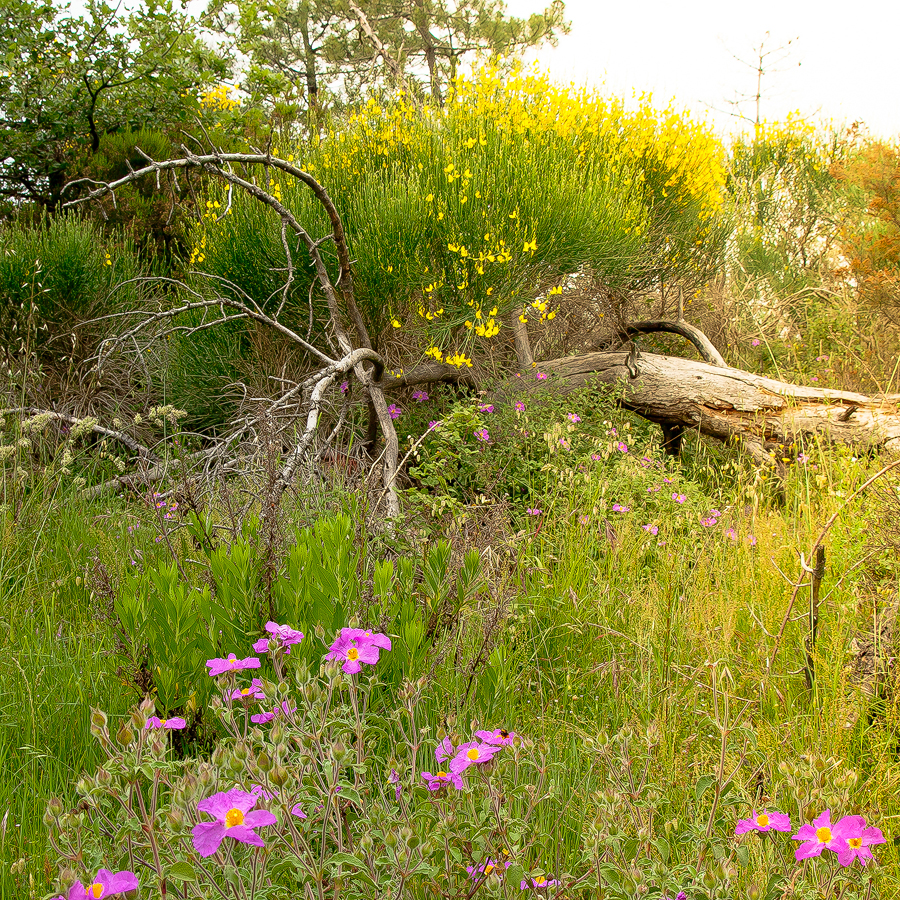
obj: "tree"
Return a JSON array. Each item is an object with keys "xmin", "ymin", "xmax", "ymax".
[
  {"xmin": 218, "ymin": 0, "xmax": 568, "ymax": 128},
  {"xmin": 0, "ymin": 0, "xmax": 227, "ymax": 211}
]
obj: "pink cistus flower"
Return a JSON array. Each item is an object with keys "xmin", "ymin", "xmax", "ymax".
[
  {"xmin": 251, "ymin": 700, "xmax": 296, "ymax": 725},
  {"xmin": 725, "ymin": 527, "xmax": 738, "ymax": 541},
  {"xmin": 535, "ymin": 372, "xmax": 548, "ymax": 380},
  {"xmin": 475, "ymin": 428, "xmax": 490, "ymax": 442},
  {"xmin": 192, "ymin": 788, "xmax": 277, "ymax": 857},
  {"xmin": 412, "ymin": 389, "xmax": 429, "ymax": 402},
  {"xmin": 700, "ymin": 516, "xmax": 718, "ymax": 527},
  {"xmin": 427, "ymin": 420, "xmax": 440, "ymax": 430},
  {"xmin": 567, "ymin": 413, "xmax": 581, "ymax": 423},
  {"xmin": 389, "ymin": 768, "xmax": 402, "ymax": 801},
  {"xmin": 387, "ymin": 404, "xmax": 402, "ymax": 420},
  {"xmin": 475, "ymin": 728, "xmax": 516, "ymax": 746},
  {"xmin": 206, "ymin": 653, "xmax": 261, "ymax": 676},
  {"xmin": 421, "ymin": 769, "xmax": 464, "ymax": 791},
  {"xmin": 325, "ymin": 627, "xmax": 392, "ymax": 674},
  {"xmin": 515, "ymin": 401, "xmax": 526, "ymax": 412},
  {"xmin": 525, "ymin": 507, "xmax": 542, "ymax": 516},
  {"xmin": 145, "ymin": 716, "xmax": 186, "ymax": 730},
  {"xmin": 642, "ymin": 524, "xmax": 658, "ymax": 535},
  {"xmin": 792, "ymin": 809, "xmax": 859, "ymax": 862},
  {"xmin": 671, "ymin": 493, "xmax": 686, "ymax": 504},
  {"xmin": 231, "ymin": 678, "xmax": 266, "ymax": 701},
  {"xmin": 751, "ymin": 339, "xmax": 761, "ymax": 347},
  {"xmin": 611, "ymin": 503, "xmax": 630, "ymax": 513},
  {"xmin": 647, "ymin": 485, "xmax": 661, "ymax": 493},
  {"xmin": 467, "ymin": 859, "xmax": 510, "ymax": 879},
  {"xmin": 520, "ymin": 875, "xmax": 560, "ymax": 890},
  {"xmin": 616, "ymin": 441, "xmax": 628, "ymax": 453},
  {"xmin": 479, "ymin": 404, "xmax": 495, "ymax": 413},
  {"xmin": 435, "ymin": 736, "xmax": 455, "ymax": 763},
  {"xmin": 833, "ymin": 816, "xmax": 885, "ymax": 866},
  {"xmin": 291, "ymin": 803, "xmax": 308, "ymax": 820},
  {"xmin": 252, "ymin": 621, "xmax": 304, "ymax": 655},
  {"xmin": 590, "ymin": 452, "xmax": 602, "ymax": 461},
  {"xmin": 65, "ymin": 869, "xmax": 138, "ymax": 899},
  {"xmin": 578, "ymin": 514, "xmax": 589, "ymax": 525},
  {"xmin": 449, "ymin": 741, "xmax": 503, "ymax": 773},
  {"xmin": 735, "ymin": 810, "xmax": 791, "ymax": 835}
]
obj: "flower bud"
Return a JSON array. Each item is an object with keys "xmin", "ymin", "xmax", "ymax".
[
  {"xmin": 271, "ymin": 765, "xmax": 289, "ymax": 787},
  {"xmin": 96, "ymin": 767, "xmax": 112, "ymax": 787},
  {"xmin": 258, "ymin": 751, "xmax": 273, "ymax": 772},
  {"xmin": 167, "ymin": 807, "xmax": 185, "ymax": 830},
  {"xmin": 116, "ymin": 721, "xmax": 135, "ymax": 747}
]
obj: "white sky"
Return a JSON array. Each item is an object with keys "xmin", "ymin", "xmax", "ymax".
[{"xmin": 504, "ymin": 0, "xmax": 900, "ymax": 139}]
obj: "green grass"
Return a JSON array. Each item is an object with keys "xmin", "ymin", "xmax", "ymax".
[{"xmin": 0, "ymin": 416, "xmax": 898, "ymax": 897}]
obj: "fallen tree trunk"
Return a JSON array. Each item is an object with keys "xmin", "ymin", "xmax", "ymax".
[{"xmin": 510, "ymin": 350, "xmax": 900, "ymax": 459}]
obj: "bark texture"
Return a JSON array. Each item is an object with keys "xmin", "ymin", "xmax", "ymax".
[{"xmin": 511, "ymin": 351, "xmax": 900, "ymax": 455}]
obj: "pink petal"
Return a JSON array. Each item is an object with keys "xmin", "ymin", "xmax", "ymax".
[
  {"xmin": 242, "ymin": 809, "xmax": 277, "ymax": 828},
  {"xmin": 226, "ymin": 824, "xmax": 266, "ymax": 847},
  {"xmin": 291, "ymin": 804, "xmax": 307, "ymax": 819},
  {"xmin": 198, "ymin": 788, "xmax": 257, "ymax": 819},
  {"xmin": 734, "ymin": 818, "xmax": 757, "ymax": 835},
  {"xmin": 192, "ymin": 821, "xmax": 226, "ymax": 857},
  {"xmin": 356, "ymin": 644, "xmax": 380, "ymax": 665},
  {"xmin": 812, "ymin": 809, "xmax": 833, "ymax": 830},
  {"xmin": 341, "ymin": 658, "xmax": 363, "ymax": 674},
  {"xmin": 792, "ymin": 824, "xmax": 817, "ymax": 841},
  {"xmin": 103, "ymin": 870, "xmax": 138, "ymax": 894},
  {"xmin": 252, "ymin": 638, "xmax": 270, "ymax": 653},
  {"xmin": 831, "ymin": 815, "xmax": 865, "ymax": 841},
  {"xmin": 68, "ymin": 884, "xmax": 87, "ymax": 900},
  {"xmin": 862, "ymin": 825, "xmax": 886, "ymax": 846},
  {"xmin": 794, "ymin": 840, "xmax": 825, "ymax": 861},
  {"xmin": 768, "ymin": 812, "xmax": 792, "ymax": 831}
]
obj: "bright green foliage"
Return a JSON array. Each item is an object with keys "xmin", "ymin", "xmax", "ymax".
[
  {"xmin": 116, "ymin": 513, "xmax": 483, "ymax": 711},
  {"xmin": 0, "ymin": 0, "xmax": 226, "ymax": 210}
]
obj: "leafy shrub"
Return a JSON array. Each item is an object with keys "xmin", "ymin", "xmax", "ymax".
[
  {"xmin": 116, "ymin": 513, "xmax": 483, "ymax": 713},
  {"xmin": 0, "ymin": 216, "xmax": 148, "ymax": 370}
]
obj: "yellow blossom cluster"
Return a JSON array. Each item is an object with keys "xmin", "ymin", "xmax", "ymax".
[{"xmin": 201, "ymin": 84, "xmax": 239, "ymax": 112}]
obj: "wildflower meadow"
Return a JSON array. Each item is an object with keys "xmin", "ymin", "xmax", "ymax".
[{"xmin": 3, "ymin": 4, "xmax": 900, "ymax": 897}]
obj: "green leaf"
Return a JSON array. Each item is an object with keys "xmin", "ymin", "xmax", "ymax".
[
  {"xmin": 695, "ymin": 775, "xmax": 716, "ymax": 801},
  {"xmin": 166, "ymin": 862, "xmax": 197, "ymax": 883},
  {"xmin": 735, "ymin": 843, "xmax": 750, "ymax": 866}
]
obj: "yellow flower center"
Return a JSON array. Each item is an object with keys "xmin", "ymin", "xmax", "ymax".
[
  {"xmin": 816, "ymin": 826, "xmax": 832, "ymax": 843},
  {"xmin": 756, "ymin": 814, "xmax": 769, "ymax": 827},
  {"xmin": 89, "ymin": 884, "xmax": 104, "ymax": 899},
  {"xmin": 347, "ymin": 647, "xmax": 359, "ymax": 661},
  {"xmin": 225, "ymin": 808, "xmax": 245, "ymax": 828},
  {"xmin": 848, "ymin": 837, "xmax": 863, "ymax": 849},
  {"xmin": 484, "ymin": 864, "xmax": 494, "ymax": 874},
  {"xmin": 436, "ymin": 771, "xmax": 448, "ymax": 778},
  {"xmin": 241, "ymin": 687, "xmax": 251, "ymax": 695},
  {"xmin": 467, "ymin": 747, "xmax": 481, "ymax": 761},
  {"xmin": 535, "ymin": 876, "xmax": 547, "ymax": 885}
]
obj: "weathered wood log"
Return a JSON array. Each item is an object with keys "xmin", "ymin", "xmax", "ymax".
[{"xmin": 513, "ymin": 350, "xmax": 900, "ymax": 458}]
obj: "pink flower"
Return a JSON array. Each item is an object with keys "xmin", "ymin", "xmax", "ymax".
[
  {"xmin": 671, "ymin": 493, "xmax": 686, "ymax": 504},
  {"xmin": 325, "ymin": 628, "xmax": 391, "ymax": 674},
  {"xmin": 145, "ymin": 716, "xmax": 187, "ymax": 730},
  {"xmin": 647, "ymin": 485, "xmax": 661, "ymax": 493},
  {"xmin": 792, "ymin": 809, "xmax": 858, "ymax": 862},
  {"xmin": 515, "ymin": 401, "xmax": 526, "ymax": 412},
  {"xmin": 616, "ymin": 441, "xmax": 628, "ymax": 453},
  {"xmin": 479, "ymin": 404, "xmax": 495, "ymax": 413},
  {"xmin": 578, "ymin": 515, "xmax": 589, "ymax": 525},
  {"xmin": 811, "ymin": 376, "xmax": 818, "ymax": 382},
  {"xmin": 725, "ymin": 527, "xmax": 738, "ymax": 541},
  {"xmin": 435, "ymin": 737, "xmax": 455, "ymax": 763},
  {"xmin": 251, "ymin": 700, "xmax": 296, "ymax": 725},
  {"xmin": 735, "ymin": 810, "xmax": 791, "ymax": 835},
  {"xmin": 252, "ymin": 621, "xmax": 304, "ymax": 655},
  {"xmin": 412, "ymin": 389, "xmax": 429, "ymax": 402},
  {"xmin": 206, "ymin": 654, "xmax": 261, "ymax": 676},
  {"xmin": 567, "ymin": 413, "xmax": 581, "ymax": 423},
  {"xmin": 250, "ymin": 784, "xmax": 278, "ymax": 801},
  {"xmin": 700, "ymin": 517, "xmax": 718, "ymax": 527},
  {"xmin": 66, "ymin": 870, "xmax": 138, "ymax": 899},
  {"xmin": 449, "ymin": 741, "xmax": 503, "ymax": 773},
  {"xmin": 192, "ymin": 788, "xmax": 277, "ymax": 857},
  {"xmin": 749, "ymin": 535, "xmax": 757, "ymax": 546},
  {"xmin": 474, "ymin": 728, "xmax": 516, "ymax": 746},
  {"xmin": 427, "ymin": 420, "xmax": 440, "ymax": 430},
  {"xmin": 389, "ymin": 768, "xmax": 402, "ymax": 801},
  {"xmin": 526, "ymin": 507, "xmax": 542, "ymax": 516},
  {"xmin": 663, "ymin": 476, "xmax": 674, "ymax": 483},
  {"xmin": 340, "ymin": 381, "xmax": 350, "ymax": 394},
  {"xmin": 231, "ymin": 678, "xmax": 266, "ymax": 701},
  {"xmin": 591, "ymin": 453, "xmax": 602, "ymax": 461},
  {"xmin": 611, "ymin": 503, "xmax": 630, "ymax": 513},
  {"xmin": 751, "ymin": 339, "xmax": 761, "ymax": 347},
  {"xmin": 291, "ymin": 803, "xmax": 308, "ymax": 820},
  {"xmin": 558, "ymin": 437, "xmax": 571, "ymax": 450},
  {"xmin": 475, "ymin": 428, "xmax": 491, "ymax": 442},
  {"xmin": 387, "ymin": 404, "xmax": 401, "ymax": 420},
  {"xmin": 535, "ymin": 372, "xmax": 548, "ymax": 380},
  {"xmin": 520, "ymin": 875, "xmax": 560, "ymax": 890},
  {"xmin": 421, "ymin": 769, "xmax": 464, "ymax": 791},
  {"xmin": 833, "ymin": 816, "xmax": 885, "ymax": 866},
  {"xmin": 467, "ymin": 859, "xmax": 510, "ymax": 879},
  {"xmin": 642, "ymin": 524, "xmax": 658, "ymax": 535}
]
